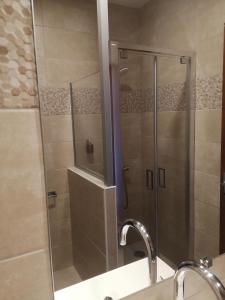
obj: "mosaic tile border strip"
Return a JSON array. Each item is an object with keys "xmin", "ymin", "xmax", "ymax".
[
  {"xmin": 120, "ymin": 89, "xmax": 144, "ymax": 113},
  {"xmin": 39, "ymin": 87, "xmax": 102, "ymax": 116},
  {"xmin": 39, "ymin": 75, "xmax": 222, "ymax": 115},
  {"xmin": 39, "ymin": 87, "xmax": 71, "ymax": 116},
  {"xmin": 142, "ymin": 82, "xmax": 187, "ymax": 112},
  {"xmin": 196, "ymin": 75, "xmax": 222, "ymax": 110},
  {"xmin": 72, "ymin": 88, "xmax": 102, "ymax": 114},
  {"xmin": 0, "ymin": 0, "xmax": 38, "ymax": 108}
]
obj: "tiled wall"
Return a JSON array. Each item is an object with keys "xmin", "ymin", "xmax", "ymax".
[
  {"xmin": 109, "ymin": 0, "xmax": 224, "ymax": 262},
  {"xmin": 68, "ymin": 168, "xmax": 118, "ymax": 280},
  {"xmin": 0, "ymin": 1, "xmax": 52, "ymax": 299},
  {"xmin": 0, "ymin": 0, "xmax": 38, "ymax": 108},
  {"xmin": 139, "ymin": 0, "xmax": 224, "ymax": 260},
  {"xmin": 34, "ymin": 0, "xmax": 104, "ymax": 176}
]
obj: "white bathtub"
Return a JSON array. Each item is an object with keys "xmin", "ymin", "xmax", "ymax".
[{"xmin": 55, "ymin": 257, "xmax": 174, "ymax": 300}]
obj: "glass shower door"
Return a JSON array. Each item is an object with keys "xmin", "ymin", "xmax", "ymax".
[
  {"xmin": 157, "ymin": 55, "xmax": 190, "ymax": 266},
  {"xmin": 117, "ymin": 50, "xmax": 157, "ymax": 263}
]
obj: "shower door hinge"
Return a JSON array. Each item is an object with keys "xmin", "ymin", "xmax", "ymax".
[{"xmin": 180, "ymin": 56, "xmax": 189, "ymax": 64}]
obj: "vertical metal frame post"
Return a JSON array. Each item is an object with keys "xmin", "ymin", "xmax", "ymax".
[
  {"xmin": 97, "ymin": 0, "xmax": 114, "ymax": 186},
  {"xmin": 110, "ymin": 42, "xmax": 124, "ymax": 225},
  {"xmin": 153, "ymin": 56, "xmax": 159, "ymax": 255}
]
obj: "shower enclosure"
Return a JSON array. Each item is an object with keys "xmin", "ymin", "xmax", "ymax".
[{"xmin": 110, "ymin": 42, "xmax": 195, "ymax": 267}]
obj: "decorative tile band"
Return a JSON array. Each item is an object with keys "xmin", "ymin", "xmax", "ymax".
[
  {"xmin": 39, "ymin": 75, "xmax": 222, "ymax": 116},
  {"xmin": 72, "ymin": 88, "xmax": 102, "ymax": 114},
  {"xmin": 196, "ymin": 75, "xmax": 222, "ymax": 110},
  {"xmin": 142, "ymin": 82, "xmax": 187, "ymax": 112},
  {"xmin": 39, "ymin": 87, "xmax": 102, "ymax": 116},
  {"xmin": 39, "ymin": 87, "xmax": 71, "ymax": 116},
  {"xmin": 120, "ymin": 89, "xmax": 144, "ymax": 113},
  {"xmin": 0, "ymin": 0, "xmax": 38, "ymax": 108}
]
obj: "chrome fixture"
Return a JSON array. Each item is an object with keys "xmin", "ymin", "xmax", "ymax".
[
  {"xmin": 119, "ymin": 67, "xmax": 129, "ymax": 74},
  {"xmin": 119, "ymin": 219, "xmax": 157, "ymax": 284},
  {"xmin": 174, "ymin": 260, "xmax": 225, "ymax": 300},
  {"xmin": 200, "ymin": 257, "xmax": 213, "ymax": 268},
  {"xmin": 47, "ymin": 191, "xmax": 57, "ymax": 209}
]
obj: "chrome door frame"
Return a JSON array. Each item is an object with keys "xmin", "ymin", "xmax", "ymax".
[{"xmin": 110, "ymin": 40, "xmax": 196, "ymax": 261}]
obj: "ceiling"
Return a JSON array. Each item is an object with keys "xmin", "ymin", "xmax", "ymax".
[{"xmin": 109, "ymin": 0, "xmax": 150, "ymax": 8}]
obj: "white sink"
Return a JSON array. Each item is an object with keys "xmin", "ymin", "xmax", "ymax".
[{"xmin": 55, "ymin": 257, "xmax": 175, "ymax": 300}]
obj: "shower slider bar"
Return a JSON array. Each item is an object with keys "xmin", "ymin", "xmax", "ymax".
[
  {"xmin": 145, "ymin": 168, "xmax": 166, "ymax": 190},
  {"xmin": 158, "ymin": 168, "xmax": 166, "ymax": 188},
  {"xmin": 146, "ymin": 169, "xmax": 154, "ymax": 190}
]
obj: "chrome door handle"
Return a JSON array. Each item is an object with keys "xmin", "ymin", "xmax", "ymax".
[
  {"xmin": 146, "ymin": 169, "xmax": 154, "ymax": 190},
  {"xmin": 47, "ymin": 191, "xmax": 57, "ymax": 208},
  {"xmin": 158, "ymin": 168, "xmax": 166, "ymax": 188}
]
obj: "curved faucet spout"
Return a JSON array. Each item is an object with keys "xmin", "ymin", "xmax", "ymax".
[
  {"xmin": 174, "ymin": 260, "xmax": 225, "ymax": 300},
  {"xmin": 119, "ymin": 219, "xmax": 157, "ymax": 284}
]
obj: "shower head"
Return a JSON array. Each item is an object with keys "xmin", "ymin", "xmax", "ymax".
[{"xmin": 119, "ymin": 67, "xmax": 128, "ymax": 74}]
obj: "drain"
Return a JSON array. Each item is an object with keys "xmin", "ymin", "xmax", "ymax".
[{"xmin": 134, "ymin": 250, "xmax": 146, "ymax": 258}]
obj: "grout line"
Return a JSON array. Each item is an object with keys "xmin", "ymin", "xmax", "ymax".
[{"xmin": 0, "ymin": 248, "xmax": 46, "ymax": 264}]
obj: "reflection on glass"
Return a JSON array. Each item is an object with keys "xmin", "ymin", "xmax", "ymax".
[{"xmin": 70, "ymin": 70, "xmax": 104, "ymax": 179}]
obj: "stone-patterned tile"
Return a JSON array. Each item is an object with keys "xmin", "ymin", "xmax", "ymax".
[
  {"xmin": 0, "ymin": 0, "xmax": 38, "ymax": 108},
  {"xmin": 196, "ymin": 75, "xmax": 222, "ymax": 110}
]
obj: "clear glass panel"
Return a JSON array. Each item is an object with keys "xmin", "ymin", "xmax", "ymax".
[
  {"xmin": 118, "ymin": 50, "xmax": 156, "ymax": 264},
  {"xmin": 71, "ymin": 70, "xmax": 104, "ymax": 179},
  {"xmin": 157, "ymin": 56, "xmax": 190, "ymax": 266},
  {"xmin": 33, "ymin": 0, "xmax": 105, "ymax": 290}
]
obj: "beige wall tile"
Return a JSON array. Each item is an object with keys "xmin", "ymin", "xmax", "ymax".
[
  {"xmin": 68, "ymin": 169, "xmax": 118, "ymax": 279},
  {"xmin": 195, "ymin": 141, "xmax": 221, "ymax": 176},
  {"xmin": 49, "ymin": 193, "xmax": 71, "ymax": 221},
  {"xmin": 0, "ymin": 109, "xmax": 48, "ymax": 259},
  {"xmin": 44, "ymin": 141, "xmax": 74, "ymax": 171},
  {"xmin": 109, "ymin": 3, "xmax": 141, "ymax": 43},
  {"xmin": 157, "ymin": 111, "xmax": 186, "ymax": 139},
  {"xmin": 41, "ymin": 0, "xmax": 98, "ymax": 35},
  {"xmin": 195, "ymin": 200, "xmax": 220, "ymax": 238},
  {"xmin": 50, "ymin": 217, "xmax": 72, "ymax": 248},
  {"xmin": 196, "ymin": 34, "xmax": 224, "ymax": 78},
  {"xmin": 141, "ymin": 112, "xmax": 154, "ymax": 137},
  {"xmin": 74, "ymin": 114, "xmax": 103, "ymax": 140},
  {"xmin": 195, "ymin": 109, "xmax": 222, "ymax": 143},
  {"xmin": 194, "ymin": 171, "xmax": 220, "ymax": 208},
  {"xmin": 47, "ymin": 168, "xmax": 69, "ymax": 194},
  {"xmin": 195, "ymin": 228, "xmax": 219, "ymax": 260},
  {"xmin": 43, "ymin": 27, "xmax": 98, "ymax": 62},
  {"xmin": 195, "ymin": 0, "xmax": 225, "ymax": 42},
  {"xmin": 51, "ymin": 243, "xmax": 73, "ymax": 271},
  {"xmin": 42, "ymin": 115, "xmax": 73, "ymax": 143},
  {"xmin": 45, "ymin": 59, "xmax": 99, "ymax": 87},
  {"xmin": 104, "ymin": 187, "xmax": 118, "ymax": 270},
  {"xmin": 0, "ymin": 250, "xmax": 52, "ymax": 300}
]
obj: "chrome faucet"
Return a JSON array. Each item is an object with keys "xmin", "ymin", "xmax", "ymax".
[
  {"xmin": 174, "ymin": 260, "xmax": 225, "ymax": 300},
  {"xmin": 119, "ymin": 219, "xmax": 157, "ymax": 284}
]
